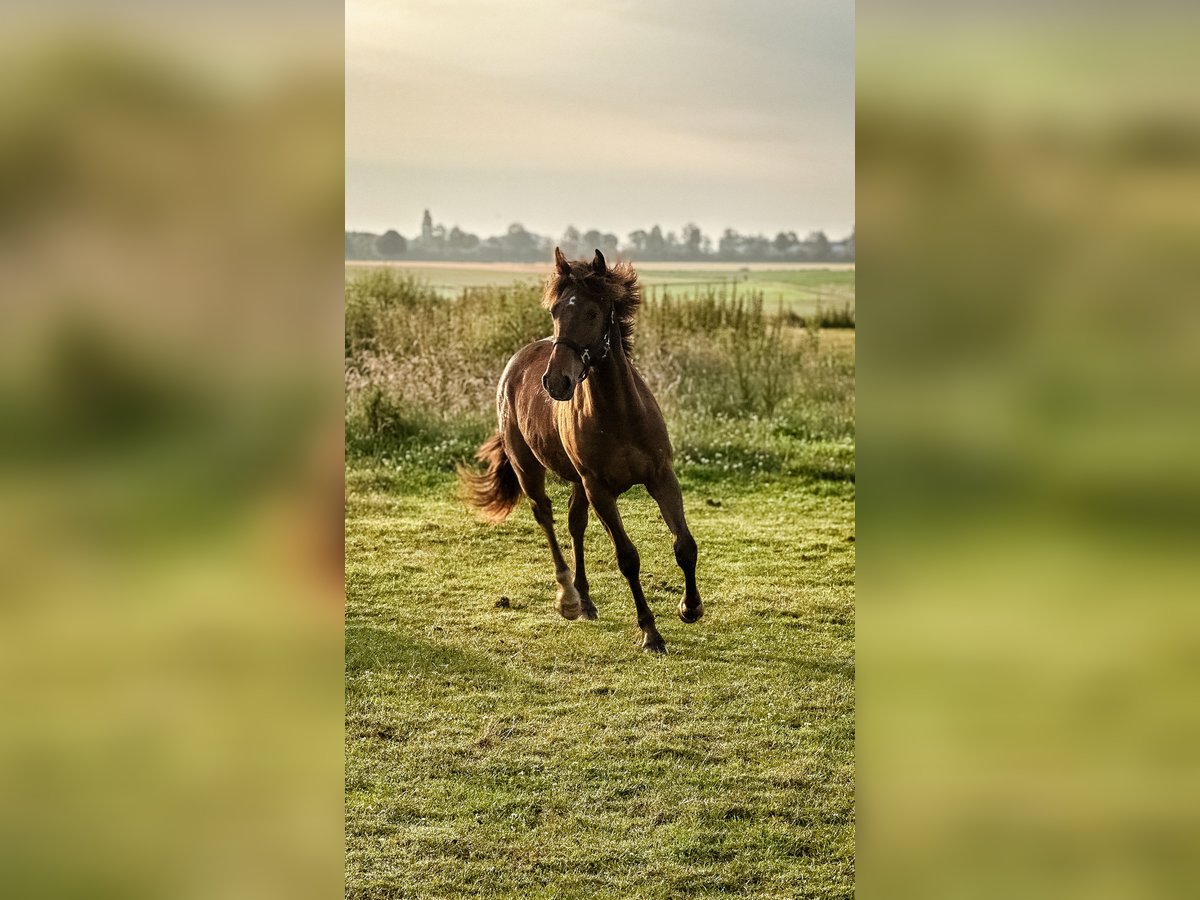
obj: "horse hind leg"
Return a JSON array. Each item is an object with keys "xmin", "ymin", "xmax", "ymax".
[
  {"xmin": 648, "ymin": 470, "xmax": 703, "ymax": 624},
  {"xmin": 514, "ymin": 461, "xmax": 582, "ymax": 620}
]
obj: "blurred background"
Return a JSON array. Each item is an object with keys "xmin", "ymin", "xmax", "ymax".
[
  {"xmin": 858, "ymin": 2, "xmax": 1200, "ymax": 897},
  {"xmin": 0, "ymin": 3, "xmax": 343, "ymax": 898}
]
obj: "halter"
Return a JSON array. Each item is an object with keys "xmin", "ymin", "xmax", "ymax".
[{"xmin": 552, "ymin": 308, "xmax": 615, "ymax": 383}]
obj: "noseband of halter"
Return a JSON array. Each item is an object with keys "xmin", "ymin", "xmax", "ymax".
[{"xmin": 553, "ymin": 309, "xmax": 615, "ymax": 383}]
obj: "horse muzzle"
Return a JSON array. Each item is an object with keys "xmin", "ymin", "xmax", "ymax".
[{"xmin": 542, "ymin": 372, "xmax": 575, "ymax": 402}]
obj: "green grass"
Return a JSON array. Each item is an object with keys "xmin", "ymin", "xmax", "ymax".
[
  {"xmin": 344, "ymin": 266, "xmax": 855, "ymax": 896},
  {"xmin": 346, "ymin": 464, "xmax": 855, "ymax": 898},
  {"xmin": 345, "ymin": 263, "xmax": 854, "ymax": 316},
  {"xmin": 641, "ymin": 269, "xmax": 855, "ymax": 316}
]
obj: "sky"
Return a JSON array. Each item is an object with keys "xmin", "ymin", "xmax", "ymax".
[{"xmin": 346, "ymin": 0, "xmax": 854, "ymax": 241}]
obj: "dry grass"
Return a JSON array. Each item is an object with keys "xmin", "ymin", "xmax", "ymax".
[{"xmin": 344, "ymin": 270, "xmax": 854, "ymax": 485}]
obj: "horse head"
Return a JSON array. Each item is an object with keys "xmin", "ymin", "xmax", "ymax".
[{"xmin": 542, "ymin": 247, "xmax": 616, "ymax": 401}]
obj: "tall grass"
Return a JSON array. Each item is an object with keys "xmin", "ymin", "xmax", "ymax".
[
  {"xmin": 345, "ymin": 270, "xmax": 854, "ymax": 481},
  {"xmin": 789, "ymin": 302, "xmax": 856, "ymax": 330}
]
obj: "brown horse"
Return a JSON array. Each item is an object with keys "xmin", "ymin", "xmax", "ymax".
[{"xmin": 460, "ymin": 247, "xmax": 703, "ymax": 652}]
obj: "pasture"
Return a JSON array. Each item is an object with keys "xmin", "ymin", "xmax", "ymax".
[
  {"xmin": 345, "ymin": 267, "xmax": 855, "ymax": 897},
  {"xmin": 345, "ymin": 260, "xmax": 855, "ymax": 317}
]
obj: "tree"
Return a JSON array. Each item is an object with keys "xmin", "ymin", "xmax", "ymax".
[
  {"xmin": 805, "ymin": 230, "xmax": 832, "ymax": 261},
  {"xmin": 665, "ymin": 231, "xmax": 680, "ymax": 259},
  {"xmin": 501, "ymin": 223, "xmax": 540, "ymax": 261},
  {"xmin": 718, "ymin": 228, "xmax": 741, "ymax": 259},
  {"xmin": 561, "ymin": 226, "xmax": 582, "ymax": 258},
  {"xmin": 375, "ymin": 230, "xmax": 406, "ymax": 258},
  {"xmin": 744, "ymin": 234, "xmax": 772, "ymax": 259},
  {"xmin": 582, "ymin": 229, "xmax": 604, "ymax": 257},
  {"xmin": 646, "ymin": 225, "xmax": 666, "ymax": 258},
  {"xmin": 448, "ymin": 226, "xmax": 479, "ymax": 252},
  {"xmin": 345, "ymin": 232, "xmax": 378, "ymax": 260},
  {"xmin": 347, "ymin": 221, "xmax": 847, "ymax": 263},
  {"xmin": 479, "ymin": 235, "xmax": 503, "ymax": 261}
]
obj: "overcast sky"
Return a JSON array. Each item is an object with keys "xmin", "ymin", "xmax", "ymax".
[{"xmin": 346, "ymin": 0, "xmax": 854, "ymax": 241}]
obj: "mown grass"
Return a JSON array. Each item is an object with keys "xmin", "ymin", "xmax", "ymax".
[
  {"xmin": 346, "ymin": 466, "xmax": 854, "ymax": 899},
  {"xmin": 345, "ymin": 268, "xmax": 855, "ymax": 897}
]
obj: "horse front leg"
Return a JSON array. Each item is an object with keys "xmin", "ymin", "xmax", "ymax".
[
  {"xmin": 567, "ymin": 483, "xmax": 597, "ymax": 619},
  {"xmin": 584, "ymin": 482, "xmax": 665, "ymax": 653},
  {"xmin": 648, "ymin": 469, "xmax": 703, "ymax": 623}
]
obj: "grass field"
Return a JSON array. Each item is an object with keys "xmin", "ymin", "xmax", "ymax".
[
  {"xmin": 345, "ymin": 261, "xmax": 854, "ymax": 316},
  {"xmin": 345, "ymin": 466, "xmax": 855, "ymax": 898},
  {"xmin": 344, "ymin": 269, "xmax": 855, "ymax": 897}
]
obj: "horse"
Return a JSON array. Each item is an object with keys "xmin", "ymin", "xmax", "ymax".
[{"xmin": 459, "ymin": 247, "xmax": 703, "ymax": 653}]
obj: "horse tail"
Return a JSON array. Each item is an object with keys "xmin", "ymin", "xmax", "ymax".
[{"xmin": 458, "ymin": 432, "xmax": 522, "ymax": 523}]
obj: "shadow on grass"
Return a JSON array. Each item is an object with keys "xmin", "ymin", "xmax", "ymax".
[{"xmin": 346, "ymin": 624, "xmax": 526, "ymax": 687}]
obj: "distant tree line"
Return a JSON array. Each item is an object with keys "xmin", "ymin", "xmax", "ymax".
[{"xmin": 347, "ymin": 210, "xmax": 853, "ymax": 263}]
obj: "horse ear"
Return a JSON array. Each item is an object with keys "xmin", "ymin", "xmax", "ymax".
[
  {"xmin": 554, "ymin": 246, "xmax": 570, "ymax": 276},
  {"xmin": 592, "ymin": 249, "xmax": 607, "ymax": 275}
]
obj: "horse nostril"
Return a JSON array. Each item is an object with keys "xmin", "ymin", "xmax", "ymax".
[{"xmin": 542, "ymin": 374, "xmax": 551, "ymax": 392}]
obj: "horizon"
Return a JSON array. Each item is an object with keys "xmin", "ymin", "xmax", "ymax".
[{"xmin": 345, "ymin": 216, "xmax": 854, "ymax": 242}]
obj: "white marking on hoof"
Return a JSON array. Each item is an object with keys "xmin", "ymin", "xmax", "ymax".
[{"xmin": 555, "ymin": 572, "xmax": 582, "ymax": 620}]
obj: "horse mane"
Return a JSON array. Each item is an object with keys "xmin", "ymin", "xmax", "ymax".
[{"xmin": 543, "ymin": 258, "xmax": 642, "ymax": 358}]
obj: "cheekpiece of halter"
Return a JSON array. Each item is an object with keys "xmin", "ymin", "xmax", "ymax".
[{"xmin": 554, "ymin": 309, "xmax": 614, "ymax": 383}]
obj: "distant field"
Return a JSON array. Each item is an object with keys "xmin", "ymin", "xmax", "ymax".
[{"xmin": 346, "ymin": 261, "xmax": 854, "ymax": 315}]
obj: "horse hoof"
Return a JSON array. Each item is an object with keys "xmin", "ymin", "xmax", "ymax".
[
  {"xmin": 580, "ymin": 601, "xmax": 598, "ymax": 620},
  {"xmin": 642, "ymin": 634, "xmax": 667, "ymax": 654},
  {"xmin": 678, "ymin": 601, "xmax": 704, "ymax": 624},
  {"xmin": 556, "ymin": 583, "xmax": 582, "ymax": 620}
]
